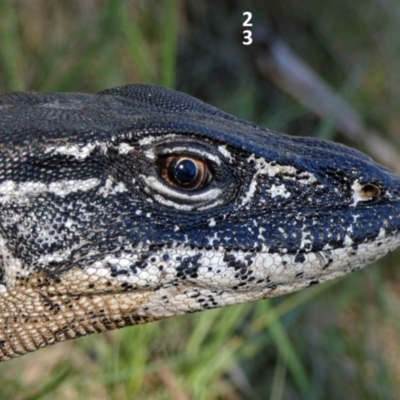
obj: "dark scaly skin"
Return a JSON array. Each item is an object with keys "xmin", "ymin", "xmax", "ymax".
[{"xmin": 0, "ymin": 84, "xmax": 399, "ymax": 361}]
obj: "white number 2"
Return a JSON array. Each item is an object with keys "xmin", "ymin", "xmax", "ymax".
[{"xmin": 243, "ymin": 12, "xmax": 253, "ymax": 27}]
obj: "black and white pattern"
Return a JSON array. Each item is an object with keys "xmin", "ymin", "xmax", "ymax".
[{"xmin": 0, "ymin": 84, "xmax": 399, "ymax": 360}]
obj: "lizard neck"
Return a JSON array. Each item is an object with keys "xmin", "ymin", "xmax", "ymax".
[{"xmin": 0, "ymin": 272, "xmax": 158, "ymax": 361}]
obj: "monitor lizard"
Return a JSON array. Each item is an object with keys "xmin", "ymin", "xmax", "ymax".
[{"xmin": 0, "ymin": 84, "xmax": 399, "ymax": 361}]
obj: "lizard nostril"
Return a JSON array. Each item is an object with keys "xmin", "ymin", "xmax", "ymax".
[{"xmin": 358, "ymin": 183, "xmax": 381, "ymax": 200}]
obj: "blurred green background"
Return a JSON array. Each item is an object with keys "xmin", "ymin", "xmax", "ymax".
[{"xmin": 1, "ymin": 1, "xmax": 400, "ymax": 399}]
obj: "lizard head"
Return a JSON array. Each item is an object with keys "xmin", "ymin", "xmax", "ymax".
[{"xmin": 0, "ymin": 84, "xmax": 399, "ymax": 360}]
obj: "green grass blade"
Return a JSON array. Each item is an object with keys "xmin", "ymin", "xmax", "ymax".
[
  {"xmin": 263, "ymin": 300, "xmax": 314, "ymax": 398},
  {"xmin": 0, "ymin": 0, "xmax": 24, "ymax": 91},
  {"xmin": 120, "ymin": 3, "xmax": 156, "ymax": 83},
  {"xmin": 162, "ymin": 0, "xmax": 179, "ymax": 88}
]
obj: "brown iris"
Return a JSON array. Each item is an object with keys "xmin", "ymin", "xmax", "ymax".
[{"xmin": 157, "ymin": 155, "xmax": 211, "ymax": 190}]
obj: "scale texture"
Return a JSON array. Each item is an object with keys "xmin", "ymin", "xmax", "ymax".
[{"xmin": 0, "ymin": 84, "xmax": 399, "ymax": 361}]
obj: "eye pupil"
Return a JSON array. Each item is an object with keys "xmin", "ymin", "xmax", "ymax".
[
  {"xmin": 157, "ymin": 155, "xmax": 211, "ymax": 190},
  {"xmin": 174, "ymin": 159, "xmax": 198, "ymax": 185}
]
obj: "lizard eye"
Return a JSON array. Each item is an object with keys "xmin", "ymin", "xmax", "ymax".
[{"xmin": 157, "ymin": 155, "xmax": 212, "ymax": 190}]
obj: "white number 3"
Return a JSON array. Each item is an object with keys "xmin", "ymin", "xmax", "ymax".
[{"xmin": 243, "ymin": 30, "xmax": 252, "ymax": 45}]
